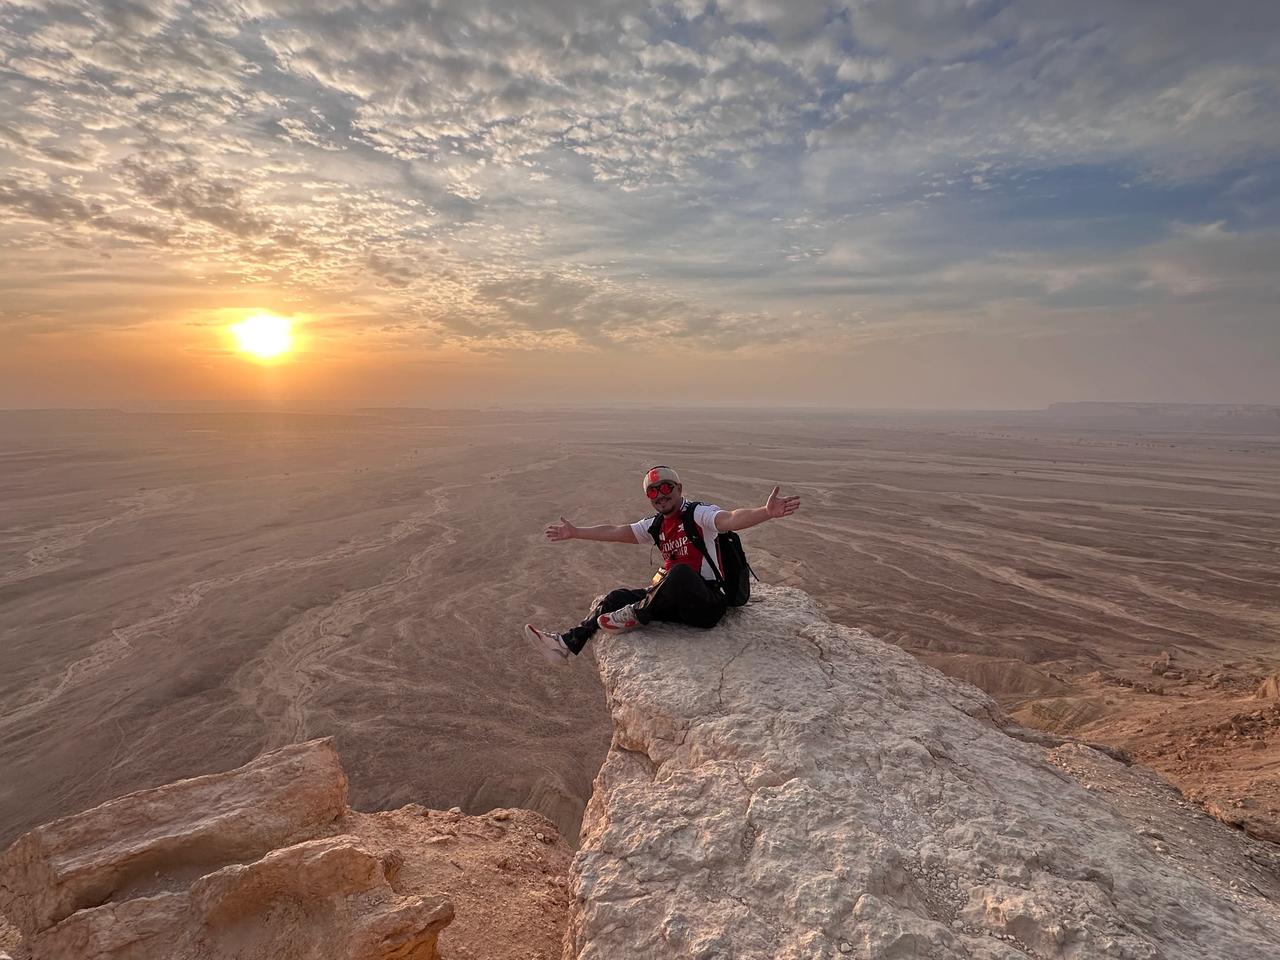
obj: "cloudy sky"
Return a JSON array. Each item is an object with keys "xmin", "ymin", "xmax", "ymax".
[{"xmin": 2, "ymin": 0, "xmax": 1278, "ymax": 410}]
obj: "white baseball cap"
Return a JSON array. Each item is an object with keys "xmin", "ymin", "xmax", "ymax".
[{"xmin": 642, "ymin": 465, "xmax": 681, "ymax": 492}]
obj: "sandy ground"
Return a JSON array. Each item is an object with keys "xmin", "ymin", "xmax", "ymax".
[
  {"xmin": 344, "ymin": 805, "xmax": 572, "ymax": 960},
  {"xmin": 0, "ymin": 406, "xmax": 1277, "ymax": 853}
]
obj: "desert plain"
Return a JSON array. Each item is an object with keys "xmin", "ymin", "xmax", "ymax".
[{"xmin": 1, "ymin": 404, "xmax": 1278, "ymax": 850}]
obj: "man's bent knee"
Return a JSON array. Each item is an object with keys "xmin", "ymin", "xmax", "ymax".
[{"xmin": 600, "ymin": 588, "xmax": 637, "ymax": 608}]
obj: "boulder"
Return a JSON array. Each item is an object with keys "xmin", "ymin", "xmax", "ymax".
[
  {"xmin": 0, "ymin": 739, "xmax": 455, "ymax": 960},
  {"xmin": 1, "ymin": 738, "xmax": 347, "ymax": 938},
  {"xmin": 567, "ymin": 585, "xmax": 1280, "ymax": 959},
  {"xmin": 29, "ymin": 836, "xmax": 453, "ymax": 960}
]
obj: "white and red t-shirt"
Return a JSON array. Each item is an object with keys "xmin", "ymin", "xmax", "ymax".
[{"xmin": 630, "ymin": 501, "xmax": 724, "ymax": 580}]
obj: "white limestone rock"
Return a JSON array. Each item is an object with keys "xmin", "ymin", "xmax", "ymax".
[{"xmin": 567, "ymin": 585, "xmax": 1280, "ymax": 960}]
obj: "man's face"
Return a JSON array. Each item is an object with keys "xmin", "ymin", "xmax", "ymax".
[{"xmin": 647, "ymin": 480, "xmax": 682, "ymax": 516}]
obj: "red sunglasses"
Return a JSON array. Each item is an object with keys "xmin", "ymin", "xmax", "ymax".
[{"xmin": 646, "ymin": 481, "xmax": 677, "ymax": 499}]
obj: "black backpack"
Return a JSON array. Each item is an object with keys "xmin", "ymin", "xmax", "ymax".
[{"xmin": 647, "ymin": 500, "xmax": 755, "ymax": 606}]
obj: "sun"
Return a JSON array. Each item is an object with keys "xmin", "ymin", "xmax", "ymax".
[{"xmin": 230, "ymin": 312, "xmax": 293, "ymax": 360}]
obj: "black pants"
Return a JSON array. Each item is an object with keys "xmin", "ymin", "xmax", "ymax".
[{"xmin": 563, "ymin": 564, "xmax": 727, "ymax": 654}]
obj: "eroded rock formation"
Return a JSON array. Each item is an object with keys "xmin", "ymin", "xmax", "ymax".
[
  {"xmin": 568, "ymin": 585, "xmax": 1280, "ymax": 959},
  {"xmin": 0, "ymin": 739, "xmax": 451, "ymax": 960},
  {"xmin": 1, "ymin": 740, "xmax": 349, "ymax": 938},
  {"xmin": 0, "ymin": 739, "xmax": 573, "ymax": 960}
]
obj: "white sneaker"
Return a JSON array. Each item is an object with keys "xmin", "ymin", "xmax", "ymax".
[
  {"xmin": 597, "ymin": 603, "xmax": 640, "ymax": 633},
  {"xmin": 524, "ymin": 624, "xmax": 571, "ymax": 664}
]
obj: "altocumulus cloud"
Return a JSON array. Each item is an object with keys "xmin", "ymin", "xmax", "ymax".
[{"xmin": 1, "ymin": 0, "xmax": 1278, "ymax": 354}]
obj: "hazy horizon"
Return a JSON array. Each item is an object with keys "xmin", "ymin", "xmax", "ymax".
[{"xmin": 3, "ymin": 400, "xmax": 1279, "ymax": 416}]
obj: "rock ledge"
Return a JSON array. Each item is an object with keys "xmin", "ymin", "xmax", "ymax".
[{"xmin": 567, "ymin": 585, "xmax": 1280, "ymax": 959}]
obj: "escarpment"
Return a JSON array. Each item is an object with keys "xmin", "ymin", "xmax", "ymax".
[
  {"xmin": 567, "ymin": 584, "xmax": 1280, "ymax": 959},
  {"xmin": 6, "ymin": 586, "xmax": 1280, "ymax": 960}
]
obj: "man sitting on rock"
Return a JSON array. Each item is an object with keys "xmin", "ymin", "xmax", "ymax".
[{"xmin": 523, "ymin": 465, "xmax": 801, "ymax": 664}]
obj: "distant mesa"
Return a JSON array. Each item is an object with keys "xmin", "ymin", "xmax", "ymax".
[
  {"xmin": 1046, "ymin": 402, "xmax": 1280, "ymax": 414},
  {"xmin": 1039, "ymin": 401, "xmax": 1280, "ymax": 432}
]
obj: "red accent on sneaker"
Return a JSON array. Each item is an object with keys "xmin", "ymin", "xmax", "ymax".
[{"xmin": 597, "ymin": 607, "xmax": 639, "ymax": 632}]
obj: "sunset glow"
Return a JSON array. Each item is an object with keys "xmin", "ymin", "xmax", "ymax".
[
  {"xmin": 1, "ymin": 2, "xmax": 1278, "ymax": 409},
  {"xmin": 230, "ymin": 313, "xmax": 293, "ymax": 361}
]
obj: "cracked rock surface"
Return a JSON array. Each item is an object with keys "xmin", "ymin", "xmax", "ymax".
[{"xmin": 566, "ymin": 585, "xmax": 1280, "ymax": 959}]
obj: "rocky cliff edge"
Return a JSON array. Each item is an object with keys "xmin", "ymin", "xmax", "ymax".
[
  {"xmin": 568, "ymin": 584, "xmax": 1280, "ymax": 959},
  {"xmin": 5, "ymin": 585, "xmax": 1280, "ymax": 960}
]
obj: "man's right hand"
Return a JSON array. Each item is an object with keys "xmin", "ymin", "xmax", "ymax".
[{"xmin": 545, "ymin": 516, "xmax": 577, "ymax": 542}]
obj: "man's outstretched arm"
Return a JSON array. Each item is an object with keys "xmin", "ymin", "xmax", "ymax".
[
  {"xmin": 545, "ymin": 517, "xmax": 640, "ymax": 543},
  {"xmin": 713, "ymin": 486, "xmax": 801, "ymax": 533}
]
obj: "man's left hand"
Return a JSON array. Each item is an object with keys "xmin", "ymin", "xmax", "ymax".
[{"xmin": 765, "ymin": 485, "xmax": 801, "ymax": 519}]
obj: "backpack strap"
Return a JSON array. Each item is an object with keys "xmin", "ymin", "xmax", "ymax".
[
  {"xmin": 648, "ymin": 501, "xmax": 725, "ymax": 585},
  {"xmin": 679, "ymin": 501, "xmax": 724, "ymax": 585}
]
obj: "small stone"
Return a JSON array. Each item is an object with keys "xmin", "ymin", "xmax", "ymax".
[
  {"xmin": 535, "ymin": 831, "xmax": 547, "ymax": 842},
  {"xmin": 449, "ymin": 806, "xmax": 463, "ymax": 814},
  {"xmin": 837, "ymin": 940, "xmax": 854, "ymax": 954}
]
